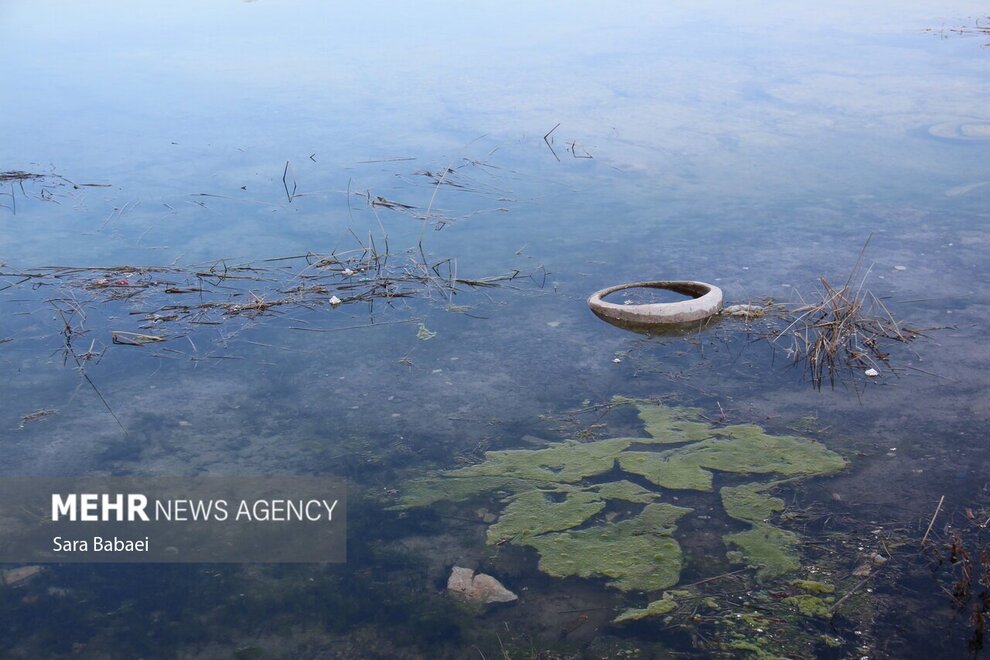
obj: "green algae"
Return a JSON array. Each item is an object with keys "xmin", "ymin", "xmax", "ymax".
[
  {"xmin": 520, "ymin": 504, "xmax": 691, "ymax": 592},
  {"xmin": 486, "ymin": 490, "xmax": 604, "ymax": 543},
  {"xmin": 790, "ymin": 579, "xmax": 835, "ymax": 594},
  {"xmin": 668, "ymin": 430, "xmax": 843, "ymax": 481},
  {"xmin": 721, "ymin": 483, "xmax": 786, "ymax": 523},
  {"xmin": 783, "ymin": 594, "xmax": 833, "ymax": 618},
  {"xmin": 725, "ymin": 523, "xmax": 801, "ymax": 580},
  {"xmin": 617, "ymin": 451, "xmax": 714, "ymax": 490},
  {"xmin": 587, "ymin": 479, "xmax": 658, "ymax": 503},
  {"xmin": 725, "ymin": 640, "xmax": 785, "ymax": 660},
  {"xmin": 446, "ymin": 438, "xmax": 631, "ymax": 483},
  {"xmin": 396, "ymin": 400, "xmax": 847, "ymax": 594},
  {"xmin": 715, "ymin": 424, "xmax": 846, "ymax": 475},
  {"xmin": 720, "ymin": 482, "xmax": 804, "ymax": 580},
  {"xmin": 614, "ymin": 593, "xmax": 678, "ymax": 623},
  {"xmin": 621, "ymin": 398, "xmax": 713, "ymax": 444},
  {"xmin": 395, "ymin": 476, "xmax": 536, "ymax": 508},
  {"xmin": 618, "ymin": 427, "xmax": 844, "ymax": 493}
]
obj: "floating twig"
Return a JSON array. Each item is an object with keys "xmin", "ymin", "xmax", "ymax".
[
  {"xmin": 112, "ymin": 331, "xmax": 167, "ymax": 346},
  {"xmin": 543, "ymin": 122, "xmax": 561, "ymax": 161},
  {"xmin": 922, "ymin": 494, "xmax": 946, "ymax": 546}
]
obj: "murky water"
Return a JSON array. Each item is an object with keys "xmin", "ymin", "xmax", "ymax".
[{"xmin": 2, "ymin": 1, "xmax": 990, "ymax": 657}]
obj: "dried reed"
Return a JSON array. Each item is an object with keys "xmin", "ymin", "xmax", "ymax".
[{"xmin": 770, "ymin": 237, "xmax": 922, "ymax": 389}]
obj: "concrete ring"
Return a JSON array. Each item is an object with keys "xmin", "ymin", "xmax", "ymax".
[{"xmin": 588, "ymin": 280, "xmax": 723, "ymax": 327}]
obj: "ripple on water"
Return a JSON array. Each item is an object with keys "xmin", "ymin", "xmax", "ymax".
[{"xmin": 927, "ymin": 121, "xmax": 990, "ymax": 141}]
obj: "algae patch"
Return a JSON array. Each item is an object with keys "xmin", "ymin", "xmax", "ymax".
[
  {"xmin": 616, "ymin": 397, "xmax": 712, "ymax": 444},
  {"xmin": 445, "ymin": 437, "xmax": 631, "ymax": 483},
  {"xmin": 615, "ymin": 593, "xmax": 678, "ymax": 623},
  {"xmin": 783, "ymin": 594, "xmax": 833, "ymax": 619},
  {"xmin": 621, "ymin": 429, "xmax": 844, "ymax": 493},
  {"xmin": 790, "ymin": 579, "xmax": 835, "ymax": 595},
  {"xmin": 397, "ymin": 399, "xmax": 845, "ymax": 591},
  {"xmin": 395, "ymin": 476, "xmax": 535, "ymax": 508},
  {"xmin": 721, "ymin": 482, "xmax": 786, "ymax": 524},
  {"xmin": 520, "ymin": 503, "xmax": 691, "ymax": 592},
  {"xmin": 487, "ymin": 490, "xmax": 604, "ymax": 543},
  {"xmin": 725, "ymin": 523, "xmax": 801, "ymax": 580},
  {"xmin": 618, "ymin": 451, "xmax": 714, "ymax": 491},
  {"xmin": 720, "ymin": 483, "xmax": 802, "ymax": 579},
  {"xmin": 588, "ymin": 479, "xmax": 657, "ymax": 503}
]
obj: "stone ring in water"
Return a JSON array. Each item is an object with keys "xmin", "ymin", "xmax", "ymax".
[{"xmin": 588, "ymin": 280, "xmax": 723, "ymax": 327}]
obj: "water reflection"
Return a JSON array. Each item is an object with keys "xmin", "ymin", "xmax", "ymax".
[{"xmin": 2, "ymin": 0, "xmax": 990, "ymax": 656}]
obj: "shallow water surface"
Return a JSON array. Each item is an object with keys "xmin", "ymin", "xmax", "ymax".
[{"xmin": 2, "ymin": 1, "xmax": 990, "ymax": 657}]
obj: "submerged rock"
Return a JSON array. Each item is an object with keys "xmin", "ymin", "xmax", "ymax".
[
  {"xmin": 1, "ymin": 565, "xmax": 44, "ymax": 586},
  {"xmin": 446, "ymin": 566, "xmax": 517, "ymax": 605}
]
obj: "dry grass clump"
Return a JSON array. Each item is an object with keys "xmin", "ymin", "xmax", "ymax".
[{"xmin": 771, "ymin": 239, "xmax": 922, "ymax": 389}]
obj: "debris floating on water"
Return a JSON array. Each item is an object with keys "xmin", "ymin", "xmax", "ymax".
[
  {"xmin": 1, "ymin": 247, "xmax": 528, "ymax": 359},
  {"xmin": 723, "ymin": 304, "xmax": 767, "ymax": 319},
  {"xmin": 18, "ymin": 409, "xmax": 57, "ymax": 428}
]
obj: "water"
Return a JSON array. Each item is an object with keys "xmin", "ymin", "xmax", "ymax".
[{"xmin": 2, "ymin": 1, "xmax": 990, "ymax": 657}]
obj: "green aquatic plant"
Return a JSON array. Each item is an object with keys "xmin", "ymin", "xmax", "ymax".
[
  {"xmin": 617, "ymin": 451, "xmax": 715, "ymax": 490},
  {"xmin": 396, "ymin": 475, "xmax": 535, "ymax": 508},
  {"xmin": 614, "ymin": 593, "xmax": 678, "ymax": 622},
  {"xmin": 396, "ymin": 399, "xmax": 846, "ymax": 596},
  {"xmin": 790, "ymin": 579, "xmax": 835, "ymax": 595},
  {"xmin": 587, "ymin": 479, "xmax": 658, "ymax": 503},
  {"xmin": 519, "ymin": 503, "xmax": 691, "ymax": 592},
  {"xmin": 719, "ymin": 482, "xmax": 809, "ymax": 579},
  {"xmin": 620, "ymin": 428, "xmax": 844, "ymax": 493},
  {"xmin": 444, "ymin": 437, "xmax": 632, "ymax": 483},
  {"xmin": 486, "ymin": 490, "xmax": 604, "ymax": 543},
  {"xmin": 614, "ymin": 397, "xmax": 712, "ymax": 444},
  {"xmin": 724, "ymin": 523, "xmax": 801, "ymax": 579},
  {"xmin": 783, "ymin": 594, "xmax": 833, "ymax": 618},
  {"xmin": 721, "ymin": 482, "xmax": 786, "ymax": 524}
]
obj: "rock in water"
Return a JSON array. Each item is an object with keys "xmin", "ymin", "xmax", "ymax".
[
  {"xmin": 446, "ymin": 566, "xmax": 517, "ymax": 605},
  {"xmin": 1, "ymin": 565, "xmax": 44, "ymax": 586}
]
